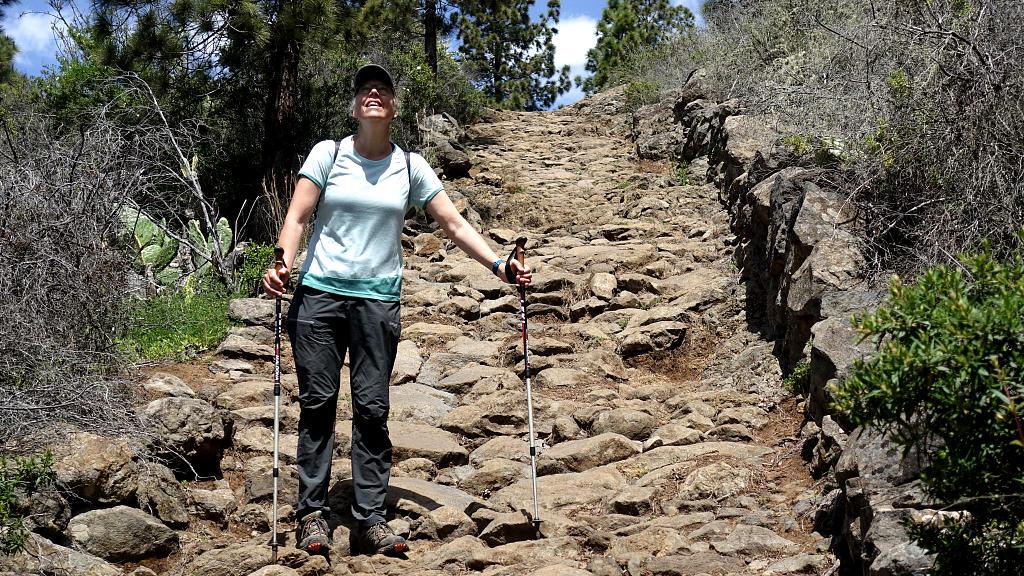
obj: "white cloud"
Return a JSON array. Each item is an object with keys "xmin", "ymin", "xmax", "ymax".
[
  {"xmin": 553, "ymin": 15, "xmax": 598, "ymax": 69},
  {"xmin": 554, "ymin": 85, "xmax": 585, "ymax": 109},
  {"xmin": 674, "ymin": 0, "xmax": 707, "ymax": 27},
  {"xmin": 4, "ymin": 10, "xmax": 60, "ymax": 73}
]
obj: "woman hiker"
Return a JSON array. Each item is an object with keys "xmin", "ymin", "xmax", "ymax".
[{"xmin": 262, "ymin": 64, "xmax": 532, "ymax": 556}]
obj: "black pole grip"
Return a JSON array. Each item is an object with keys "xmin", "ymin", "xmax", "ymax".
[
  {"xmin": 274, "ymin": 246, "xmax": 287, "ymax": 277},
  {"xmin": 505, "ymin": 236, "xmax": 527, "ymax": 283}
]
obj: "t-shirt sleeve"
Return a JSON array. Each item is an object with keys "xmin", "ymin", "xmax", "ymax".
[
  {"xmin": 408, "ymin": 152, "xmax": 444, "ymax": 209},
  {"xmin": 297, "ymin": 140, "xmax": 337, "ymax": 191}
]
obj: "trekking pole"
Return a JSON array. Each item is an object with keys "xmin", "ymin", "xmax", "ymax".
[
  {"xmin": 270, "ymin": 247, "xmax": 286, "ymax": 563},
  {"xmin": 511, "ymin": 236, "xmax": 541, "ymax": 527}
]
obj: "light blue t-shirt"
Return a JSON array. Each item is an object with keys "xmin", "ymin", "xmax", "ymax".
[{"xmin": 296, "ymin": 136, "xmax": 443, "ymax": 301}]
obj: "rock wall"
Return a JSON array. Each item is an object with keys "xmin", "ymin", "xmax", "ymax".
[{"xmin": 632, "ymin": 71, "xmax": 935, "ymax": 575}]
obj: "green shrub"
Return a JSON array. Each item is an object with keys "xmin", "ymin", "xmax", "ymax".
[
  {"xmin": 624, "ymin": 80, "xmax": 662, "ymax": 112},
  {"xmin": 910, "ymin": 514, "xmax": 1024, "ymax": 576},
  {"xmin": 387, "ymin": 45, "xmax": 486, "ymax": 148},
  {"xmin": 782, "ymin": 135, "xmax": 812, "ymax": 157},
  {"xmin": 1, "ymin": 449, "xmax": 56, "ymax": 555},
  {"xmin": 783, "ymin": 360, "xmax": 811, "ymax": 395},
  {"xmin": 675, "ymin": 159, "xmax": 690, "ymax": 185},
  {"xmin": 235, "ymin": 242, "xmax": 276, "ymax": 297},
  {"xmin": 832, "ymin": 241, "xmax": 1024, "ymax": 571},
  {"xmin": 670, "ymin": 0, "xmax": 1024, "ymax": 270},
  {"xmin": 119, "ymin": 283, "xmax": 240, "ymax": 362}
]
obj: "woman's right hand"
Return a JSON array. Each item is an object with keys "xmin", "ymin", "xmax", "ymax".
[{"xmin": 262, "ymin": 264, "xmax": 290, "ymax": 298}]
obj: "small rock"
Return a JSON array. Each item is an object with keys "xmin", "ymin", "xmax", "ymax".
[
  {"xmin": 591, "ymin": 408, "xmax": 658, "ymax": 441},
  {"xmin": 209, "ymin": 359, "xmax": 255, "ymax": 374},
  {"xmin": 611, "ymin": 486, "xmax": 657, "ymax": 516},
  {"xmin": 142, "ymin": 373, "xmax": 195, "ymax": 398},
  {"xmin": 545, "ymin": 433, "xmax": 642, "ymax": 472},
  {"xmin": 705, "ymin": 423, "xmax": 753, "ymax": 442},
  {"xmin": 419, "ymin": 506, "xmax": 477, "ymax": 541},
  {"xmin": 589, "ymin": 272, "xmax": 617, "ymax": 300},
  {"xmin": 478, "ymin": 510, "xmax": 539, "ymax": 546}
]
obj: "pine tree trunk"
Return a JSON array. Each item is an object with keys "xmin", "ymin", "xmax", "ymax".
[
  {"xmin": 262, "ymin": 30, "xmax": 301, "ymax": 199},
  {"xmin": 425, "ymin": 0, "xmax": 439, "ymax": 76}
]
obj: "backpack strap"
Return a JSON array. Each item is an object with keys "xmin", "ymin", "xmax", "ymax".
[
  {"xmin": 405, "ymin": 149, "xmax": 411, "ymax": 189},
  {"xmin": 309, "ymin": 140, "xmax": 341, "ymax": 225}
]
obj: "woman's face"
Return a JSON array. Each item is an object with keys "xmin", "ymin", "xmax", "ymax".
[{"xmin": 352, "ymin": 81, "xmax": 398, "ymax": 121}]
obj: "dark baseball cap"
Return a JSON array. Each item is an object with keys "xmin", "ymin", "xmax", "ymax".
[{"xmin": 353, "ymin": 64, "xmax": 395, "ymax": 94}]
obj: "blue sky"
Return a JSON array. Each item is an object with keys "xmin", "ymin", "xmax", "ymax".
[
  {"xmin": 549, "ymin": 0, "xmax": 705, "ymax": 107},
  {"xmin": 2, "ymin": 0, "xmax": 705, "ymax": 108}
]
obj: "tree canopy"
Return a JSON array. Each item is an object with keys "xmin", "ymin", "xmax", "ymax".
[
  {"xmin": 63, "ymin": 0, "xmax": 569, "ymax": 223},
  {"xmin": 458, "ymin": 0, "xmax": 570, "ymax": 111},
  {"xmin": 580, "ymin": 0, "xmax": 694, "ymax": 93}
]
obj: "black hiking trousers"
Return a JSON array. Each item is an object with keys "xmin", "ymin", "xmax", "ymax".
[{"xmin": 287, "ymin": 285, "xmax": 401, "ymax": 529}]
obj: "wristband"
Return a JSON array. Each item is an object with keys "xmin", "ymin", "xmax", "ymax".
[{"xmin": 491, "ymin": 259, "xmax": 505, "ymax": 276}]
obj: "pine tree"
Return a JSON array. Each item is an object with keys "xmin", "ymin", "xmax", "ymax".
[
  {"xmin": 1, "ymin": 0, "xmax": 19, "ymax": 84},
  {"xmin": 354, "ymin": 0, "xmax": 460, "ymax": 78},
  {"xmin": 257, "ymin": 0, "xmax": 339, "ymax": 184},
  {"xmin": 87, "ymin": 0, "xmax": 346, "ymax": 201},
  {"xmin": 78, "ymin": 0, "xmax": 480, "ymax": 234},
  {"xmin": 457, "ymin": 0, "xmax": 570, "ymax": 111},
  {"xmin": 580, "ymin": 0, "xmax": 694, "ymax": 93}
]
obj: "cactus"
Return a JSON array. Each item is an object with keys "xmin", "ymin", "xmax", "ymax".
[
  {"xmin": 188, "ymin": 217, "xmax": 233, "ymax": 278},
  {"xmin": 117, "ymin": 207, "xmax": 236, "ymax": 289},
  {"xmin": 119, "ymin": 207, "xmax": 180, "ymax": 286},
  {"xmin": 140, "ymin": 223, "xmax": 178, "ymax": 273}
]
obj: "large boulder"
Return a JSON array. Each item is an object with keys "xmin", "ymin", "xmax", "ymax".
[
  {"xmin": 391, "ymin": 339, "xmax": 424, "ymax": 385},
  {"xmin": 544, "ymin": 433, "xmax": 642, "ymax": 472},
  {"xmin": 142, "ymin": 372, "xmax": 195, "ymax": 399},
  {"xmin": 390, "ymin": 420, "xmax": 469, "ymax": 467},
  {"xmin": 782, "ymin": 233, "xmax": 865, "ymax": 368},
  {"xmin": 66, "ymin": 506, "xmax": 178, "ymax": 562},
  {"xmin": 419, "ymin": 112, "xmax": 466, "ymax": 142},
  {"xmin": 189, "ymin": 544, "xmax": 273, "ymax": 576},
  {"xmin": 140, "ymin": 397, "xmax": 225, "ymax": 472},
  {"xmin": 478, "ymin": 510, "xmax": 538, "ymax": 546},
  {"xmin": 633, "ymin": 93, "xmax": 686, "ymax": 161},
  {"xmin": 441, "ymin": 390, "xmax": 556, "ymax": 438},
  {"xmin": 135, "ymin": 462, "xmax": 190, "ymax": 528},
  {"xmin": 389, "ymin": 383, "xmax": 455, "ymax": 426},
  {"xmin": 188, "ymin": 485, "xmax": 238, "ymax": 525},
  {"xmin": 807, "ymin": 290, "xmax": 884, "ymax": 423},
  {"xmin": 466, "ymin": 536, "xmax": 580, "ymax": 571},
  {"xmin": 10, "ymin": 482, "xmax": 70, "ymax": 541},
  {"xmin": 415, "ymin": 505, "xmax": 478, "ymax": 542},
  {"xmin": 429, "ymin": 139, "xmax": 472, "ymax": 179},
  {"xmin": 618, "ymin": 321, "xmax": 688, "ymax": 357},
  {"xmin": 1, "ymin": 533, "xmax": 122, "ymax": 576},
  {"xmin": 54, "ymin": 433, "xmax": 140, "ymax": 505},
  {"xmin": 591, "ymin": 408, "xmax": 659, "ymax": 441},
  {"xmin": 228, "ymin": 298, "xmax": 284, "ymax": 327},
  {"xmin": 387, "ymin": 477, "xmax": 487, "ymax": 516}
]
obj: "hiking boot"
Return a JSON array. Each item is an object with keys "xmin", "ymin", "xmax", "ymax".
[
  {"xmin": 297, "ymin": 511, "xmax": 332, "ymax": 553},
  {"xmin": 361, "ymin": 522, "xmax": 408, "ymax": 555}
]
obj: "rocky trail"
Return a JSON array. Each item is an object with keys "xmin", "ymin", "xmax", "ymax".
[{"xmin": 5, "ymin": 88, "xmax": 836, "ymax": 576}]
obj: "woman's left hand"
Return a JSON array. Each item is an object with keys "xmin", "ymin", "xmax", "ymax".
[{"xmin": 501, "ymin": 259, "xmax": 532, "ymax": 286}]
